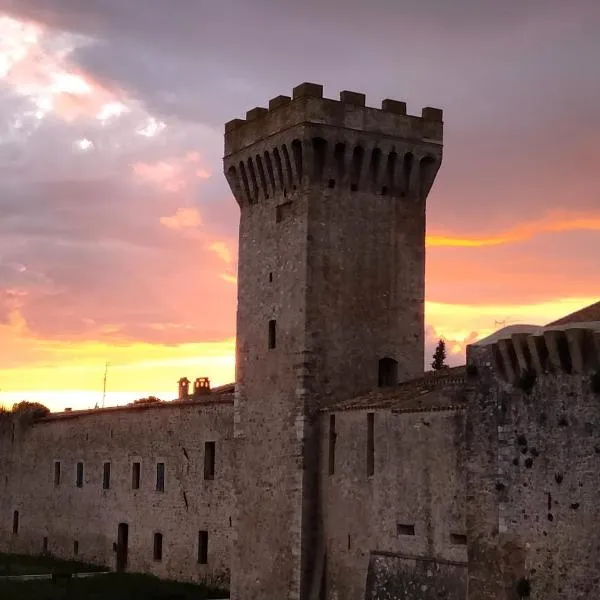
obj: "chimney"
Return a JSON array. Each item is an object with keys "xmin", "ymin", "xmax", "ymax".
[
  {"xmin": 193, "ymin": 377, "xmax": 211, "ymax": 397},
  {"xmin": 178, "ymin": 377, "xmax": 190, "ymax": 400}
]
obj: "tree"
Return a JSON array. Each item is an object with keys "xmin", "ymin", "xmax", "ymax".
[
  {"xmin": 132, "ymin": 396, "xmax": 162, "ymax": 406},
  {"xmin": 11, "ymin": 401, "xmax": 50, "ymax": 419},
  {"xmin": 431, "ymin": 339, "xmax": 448, "ymax": 371}
]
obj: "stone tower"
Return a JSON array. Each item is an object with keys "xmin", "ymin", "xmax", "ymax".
[{"xmin": 224, "ymin": 83, "xmax": 443, "ymax": 600}]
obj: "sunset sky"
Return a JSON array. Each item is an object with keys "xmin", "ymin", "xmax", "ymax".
[{"xmin": 0, "ymin": 0, "xmax": 599, "ymax": 412}]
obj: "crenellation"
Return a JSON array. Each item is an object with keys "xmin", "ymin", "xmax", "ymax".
[
  {"xmin": 246, "ymin": 106, "xmax": 268, "ymax": 121},
  {"xmin": 340, "ymin": 90, "xmax": 366, "ymax": 106},
  {"xmin": 269, "ymin": 95, "xmax": 292, "ymax": 110},
  {"xmin": 381, "ymin": 98, "xmax": 407, "ymax": 114},
  {"xmin": 422, "ymin": 106, "xmax": 444, "ymax": 122},
  {"xmin": 511, "ymin": 333, "xmax": 533, "ymax": 373},
  {"xmin": 224, "ymin": 83, "xmax": 443, "ymax": 158},
  {"xmin": 292, "ymin": 82, "xmax": 324, "ymax": 99},
  {"xmin": 497, "ymin": 339, "xmax": 518, "ymax": 382}
]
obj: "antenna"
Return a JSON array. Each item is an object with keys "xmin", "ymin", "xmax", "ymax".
[
  {"xmin": 494, "ymin": 318, "xmax": 516, "ymax": 329},
  {"xmin": 102, "ymin": 362, "xmax": 109, "ymax": 408}
]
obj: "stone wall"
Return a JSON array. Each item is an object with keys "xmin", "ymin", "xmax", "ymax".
[
  {"xmin": 365, "ymin": 551, "xmax": 467, "ymax": 600},
  {"xmin": 0, "ymin": 400, "xmax": 233, "ymax": 586},
  {"xmin": 466, "ymin": 325, "xmax": 600, "ymax": 600},
  {"xmin": 320, "ymin": 407, "xmax": 467, "ymax": 600}
]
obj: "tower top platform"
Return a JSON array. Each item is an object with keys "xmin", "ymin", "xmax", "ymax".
[{"xmin": 224, "ymin": 82, "xmax": 443, "ymax": 156}]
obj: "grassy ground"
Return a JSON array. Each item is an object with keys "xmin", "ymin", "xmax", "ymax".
[
  {"xmin": 0, "ymin": 552, "xmax": 108, "ymax": 576},
  {"xmin": 0, "ymin": 572, "xmax": 228, "ymax": 599}
]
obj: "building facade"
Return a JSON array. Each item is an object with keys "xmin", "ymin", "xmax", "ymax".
[{"xmin": 1, "ymin": 82, "xmax": 600, "ymax": 600}]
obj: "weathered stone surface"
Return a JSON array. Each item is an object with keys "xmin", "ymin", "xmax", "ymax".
[{"xmin": 365, "ymin": 552, "xmax": 467, "ymax": 600}]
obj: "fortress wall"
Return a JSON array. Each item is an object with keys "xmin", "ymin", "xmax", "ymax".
[
  {"xmin": 320, "ymin": 407, "xmax": 467, "ymax": 600},
  {"xmin": 466, "ymin": 367, "xmax": 600, "ymax": 599},
  {"xmin": 0, "ymin": 401, "xmax": 234, "ymax": 586}
]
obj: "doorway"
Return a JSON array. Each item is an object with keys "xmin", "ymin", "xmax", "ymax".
[{"xmin": 116, "ymin": 523, "xmax": 129, "ymax": 572}]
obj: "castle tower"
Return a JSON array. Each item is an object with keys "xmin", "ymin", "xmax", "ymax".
[{"xmin": 224, "ymin": 83, "xmax": 443, "ymax": 600}]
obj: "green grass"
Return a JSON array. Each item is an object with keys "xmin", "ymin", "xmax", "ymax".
[
  {"xmin": 0, "ymin": 553, "xmax": 108, "ymax": 576},
  {"xmin": 0, "ymin": 572, "xmax": 228, "ymax": 599}
]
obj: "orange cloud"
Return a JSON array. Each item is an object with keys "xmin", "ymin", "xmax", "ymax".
[
  {"xmin": 160, "ymin": 207, "xmax": 202, "ymax": 230},
  {"xmin": 427, "ymin": 211, "xmax": 600, "ymax": 248}
]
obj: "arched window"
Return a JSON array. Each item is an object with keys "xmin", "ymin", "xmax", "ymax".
[{"xmin": 378, "ymin": 357, "xmax": 398, "ymax": 387}]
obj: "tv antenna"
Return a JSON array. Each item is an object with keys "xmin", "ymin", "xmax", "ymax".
[{"xmin": 101, "ymin": 362, "xmax": 110, "ymax": 408}]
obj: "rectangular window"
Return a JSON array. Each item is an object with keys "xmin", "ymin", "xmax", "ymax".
[
  {"xmin": 156, "ymin": 462, "xmax": 165, "ymax": 492},
  {"xmin": 204, "ymin": 442, "xmax": 215, "ymax": 480},
  {"xmin": 397, "ymin": 523, "xmax": 415, "ymax": 536},
  {"xmin": 450, "ymin": 533, "xmax": 467, "ymax": 545},
  {"xmin": 367, "ymin": 412, "xmax": 374, "ymax": 477},
  {"xmin": 42, "ymin": 536, "xmax": 48, "ymax": 553},
  {"xmin": 12, "ymin": 510, "xmax": 19, "ymax": 534},
  {"xmin": 76, "ymin": 462, "xmax": 84, "ymax": 487},
  {"xmin": 153, "ymin": 533, "xmax": 163, "ymax": 561},
  {"xmin": 198, "ymin": 530, "xmax": 208, "ymax": 564},
  {"xmin": 102, "ymin": 462, "xmax": 111, "ymax": 490},
  {"xmin": 268, "ymin": 320, "xmax": 276, "ymax": 349},
  {"xmin": 132, "ymin": 462, "xmax": 141, "ymax": 490},
  {"xmin": 54, "ymin": 461, "xmax": 61, "ymax": 487},
  {"xmin": 73, "ymin": 540, "xmax": 79, "ymax": 555},
  {"xmin": 328, "ymin": 415, "xmax": 336, "ymax": 475}
]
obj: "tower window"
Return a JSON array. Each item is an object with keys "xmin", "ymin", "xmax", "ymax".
[
  {"xmin": 153, "ymin": 533, "xmax": 163, "ymax": 561},
  {"xmin": 268, "ymin": 320, "xmax": 277, "ymax": 349},
  {"xmin": 12, "ymin": 510, "xmax": 19, "ymax": 534},
  {"xmin": 132, "ymin": 462, "xmax": 141, "ymax": 489},
  {"xmin": 378, "ymin": 357, "xmax": 398, "ymax": 387},
  {"xmin": 102, "ymin": 462, "xmax": 111, "ymax": 490},
  {"xmin": 76, "ymin": 462, "xmax": 84, "ymax": 488},
  {"xmin": 54, "ymin": 461, "xmax": 61, "ymax": 487},
  {"xmin": 198, "ymin": 530, "xmax": 208, "ymax": 564},
  {"xmin": 156, "ymin": 462, "xmax": 165, "ymax": 492},
  {"xmin": 204, "ymin": 442, "xmax": 215, "ymax": 480}
]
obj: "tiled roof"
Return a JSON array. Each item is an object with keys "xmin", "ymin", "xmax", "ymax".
[
  {"xmin": 322, "ymin": 366, "xmax": 467, "ymax": 413},
  {"xmin": 40, "ymin": 386, "xmax": 235, "ymax": 422},
  {"xmin": 546, "ymin": 300, "xmax": 600, "ymax": 327}
]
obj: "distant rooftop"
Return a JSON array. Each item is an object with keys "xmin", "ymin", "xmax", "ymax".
[{"xmin": 546, "ymin": 300, "xmax": 600, "ymax": 327}]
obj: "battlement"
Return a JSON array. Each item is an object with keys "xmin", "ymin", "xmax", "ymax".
[
  {"xmin": 474, "ymin": 327, "xmax": 600, "ymax": 382},
  {"xmin": 223, "ymin": 83, "xmax": 443, "ymax": 206},
  {"xmin": 225, "ymin": 82, "xmax": 442, "ymax": 156}
]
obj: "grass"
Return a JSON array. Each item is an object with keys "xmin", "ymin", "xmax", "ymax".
[
  {"xmin": 0, "ymin": 572, "xmax": 228, "ymax": 599},
  {"xmin": 0, "ymin": 554, "xmax": 228, "ymax": 599},
  {"xmin": 0, "ymin": 553, "xmax": 108, "ymax": 576}
]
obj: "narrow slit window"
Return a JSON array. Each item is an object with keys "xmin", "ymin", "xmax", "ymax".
[
  {"xmin": 76, "ymin": 462, "xmax": 84, "ymax": 488},
  {"xmin": 153, "ymin": 533, "xmax": 163, "ymax": 561},
  {"xmin": 367, "ymin": 413, "xmax": 375, "ymax": 476},
  {"xmin": 397, "ymin": 523, "xmax": 415, "ymax": 536},
  {"xmin": 198, "ymin": 530, "xmax": 208, "ymax": 564},
  {"xmin": 268, "ymin": 320, "xmax": 277, "ymax": 349},
  {"xmin": 12, "ymin": 510, "xmax": 19, "ymax": 534},
  {"xmin": 73, "ymin": 540, "xmax": 79, "ymax": 555},
  {"xmin": 328, "ymin": 415, "xmax": 336, "ymax": 475},
  {"xmin": 156, "ymin": 462, "xmax": 165, "ymax": 492},
  {"xmin": 102, "ymin": 462, "xmax": 111, "ymax": 490},
  {"xmin": 132, "ymin": 462, "xmax": 141, "ymax": 489},
  {"xmin": 54, "ymin": 461, "xmax": 61, "ymax": 487},
  {"xmin": 42, "ymin": 536, "xmax": 48, "ymax": 553},
  {"xmin": 204, "ymin": 442, "xmax": 215, "ymax": 480}
]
